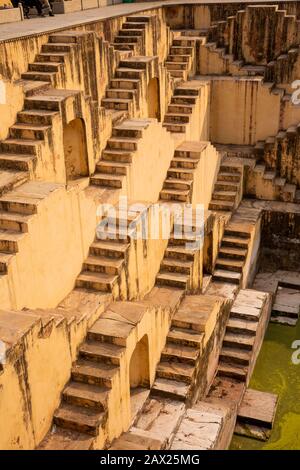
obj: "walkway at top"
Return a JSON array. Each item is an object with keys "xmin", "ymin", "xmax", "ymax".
[{"xmin": 0, "ymin": 0, "xmax": 294, "ymax": 43}]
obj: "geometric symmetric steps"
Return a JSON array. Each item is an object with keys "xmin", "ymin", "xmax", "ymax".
[
  {"xmin": 90, "ymin": 119, "xmax": 149, "ymax": 190},
  {"xmin": 112, "ymin": 15, "xmax": 150, "ymax": 54},
  {"xmin": 159, "ymin": 141, "xmax": 207, "ymax": 202},
  {"xmin": 162, "ymin": 82, "xmax": 201, "ymax": 134},
  {"xmin": 209, "ymin": 162, "xmax": 242, "ymax": 212},
  {"xmin": 165, "ymin": 36, "xmax": 195, "ymax": 81},
  {"xmin": 217, "ymin": 289, "xmax": 267, "ymax": 383}
]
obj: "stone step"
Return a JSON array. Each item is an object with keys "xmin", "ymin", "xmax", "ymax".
[
  {"xmin": 107, "ymin": 137, "xmax": 138, "ymax": 152},
  {"xmin": 113, "ymin": 42, "xmax": 137, "ymax": 53},
  {"xmin": 156, "ymin": 271, "xmax": 189, "ymax": 289},
  {"xmin": 17, "ymin": 109, "xmax": 58, "ymax": 125},
  {"xmin": 171, "ymin": 95, "xmax": 197, "ymax": 105},
  {"xmin": 38, "ymin": 428, "xmax": 93, "ymax": 450},
  {"xmin": 212, "ymin": 269, "xmax": 241, "ymax": 284},
  {"xmin": 162, "ymin": 123, "xmax": 187, "ymax": 133},
  {"xmin": 114, "ymin": 36, "xmax": 140, "ymax": 45},
  {"xmin": 122, "ymin": 22, "xmax": 147, "ymax": 30},
  {"xmin": 167, "ymin": 327, "xmax": 204, "ymax": 348},
  {"xmin": 230, "ymin": 305, "xmax": 261, "ymax": 322},
  {"xmin": 163, "ymin": 178, "xmax": 192, "ymax": 191},
  {"xmin": 126, "ymin": 15, "xmax": 150, "ymax": 23},
  {"xmin": 21, "ymin": 71, "xmax": 56, "ymax": 83},
  {"xmin": 223, "ymin": 332, "xmax": 255, "ymax": 351},
  {"xmin": 167, "ymin": 168, "xmax": 194, "ymax": 180},
  {"xmin": 10, "ymin": 123, "xmax": 50, "ymax": 140},
  {"xmin": 76, "ymin": 271, "xmax": 118, "ymax": 292},
  {"xmin": 164, "ymin": 113, "xmax": 190, "ymax": 124},
  {"xmin": 0, "ymin": 211, "xmax": 30, "ymax": 232},
  {"xmin": 89, "ymin": 240, "xmax": 129, "ymax": 259},
  {"xmin": 209, "ymin": 199, "xmax": 235, "ymax": 211},
  {"xmin": 53, "ymin": 403, "xmax": 105, "ymax": 436},
  {"xmin": 35, "ymin": 52, "xmax": 67, "ymax": 63},
  {"xmin": 222, "ymin": 235, "xmax": 249, "ymax": 248},
  {"xmin": 71, "ymin": 359, "xmax": 118, "ymax": 388},
  {"xmin": 168, "ymin": 69, "xmax": 186, "ymax": 79},
  {"xmin": 161, "ymin": 342, "xmax": 199, "ymax": 364},
  {"xmin": 112, "ymin": 125, "xmax": 144, "ymax": 139},
  {"xmin": 160, "ymin": 258, "xmax": 193, "ymax": 275},
  {"xmin": 79, "ymin": 340, "xmax": 125, "ymax": 365},
  {"xmin": 171, "ymin": 157, "xmax": 198, "ymax": 169},
  {"xmin": 19, "ymin": 79, "xmax": 50, "ymax": 96},
  {"xmin": 0, "ymin": 230, "xmax": 24, "ymax": 253},
  {"xmin": 24, "ymin": 94, "xmax": 65, "ymax": 111},
  {"xmin": 217, "ymin": 362, "xmax": 247, "ymax": 382},
  {"xmin": 218, "ymin": 246, "xmax": 247, "ymax": 260},
  {"xmin": 110, "ymin": 78, "xmax": 140, "ymax": 90},
  {"xmin": 160, "ymin": 188, "xmax": 190, "ymax": 202},
  {"xmin": 119, "ymin": 29, "xmax": 143, "ymax": 37},
  {"xmin": 224, "ymin": 228, "xmax": 251, "ymax": 240},
  {"xmin": 115, "ymin": 67, "xmax": 143, "ymax": 80},
  {"xmin": 215, "ymin": 180, "xmax": 239, "ymax": 191},
  {"xmin": 0, "ymin": 195, "xmax": 38, "ymax": 215},
  {"xmin": 272, "ymin": 304, "xmax": 299, "ymax": 320},
  {"xmin": 173, "ymin": 38, "xmax": 195, "ymax": 47},
  {"xmin": 90, "ymin": 173, "xmax": 124, "ymax": 189},
  {"xmin": 165, "ymin": 245, "xmax": 195, "ymax": 261},
  {"xmin": 110, "ymin": 429, "xmax": 162, "ymax": 451},
  {"xmin": 217, "ymin": 172, "xmax": 241, "ymax": 183},
  {"xmin": 215, "ymin": 257, "xmax": 244, "ymax": 273},
  {"xmin": 102, "ymin": 149, "xmax": 133, "ymax": 164},
  {"xmin": 168, "ymin": 104, "xmax": 193, "ymax": 114},
  {"xmin": 220, "ymin": 165, "xmax": 241, "ymax": 174},
  {"xmin": 167, "ymin": 54, "xmax": 191, "ymax": 63},
  {"xmin": 151, "ymin": 377, "xmax": 189, "ymax": 401},
  {"xmin": 226, "ymin": 318, "xmax": 258, "ymax": 336},
  {"xmin": 83, "ymin": 255, "xmax": 123, "ymax": 275},
  {"xmin": 101, "ymin": 97, "xmax": 132, "ymax": 111},
  {"xmin": 62, "ymin": 381, "xmax": 109, "ymax": 410},
  {"xmin": 42, "ymin": 42, "xmax": 73, "ymax": 53},
  {"xmin": 174, "ymin": 87, "xmax": 199, "ymax": 97},
  {"xmin": 170, "ymin": 46, "xmax": 194, "ymax": 55},
  {"xmin": 96, "ymin": 160, "xmax": 129, "ymax": 176},
  {"xmin": 212, "ymin": 190, "xmax": 237, "ymax": 202},
  {"xmin": 165, "ymin": 61, "xmax": 188, "ymax": 70},
  {"xmin": 106, "ymin": 88, "xmax": 136, "ymax": 100},
  {"xmin": 220, "ymin": 347, "xmax": 251, "ymax": 366},
  {"xmin": 1, "ymin": 138, "xmax": 41, "ymax": 156},
  {"xmin": 0, "ymin": 153, "xmax": 35, "ymax": 172},
  {"xmin": 28, "ymin": 62, "xmax": 62, "ymax": 73},
  {"xmin": 156, "ymin": 360, "xmax": 194, "ymax": 384}
]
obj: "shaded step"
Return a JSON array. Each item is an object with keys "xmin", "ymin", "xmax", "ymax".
[
  {"xmin": 83, "ymin": 255, "xmax": 123, "ymax": 275},
  {"xmin": 89, "ymin": 240, "xmax": 129, "ymax": 259},
  {"xmin": 160, "ymin": 258, "xmax": 192, "ymax": 275},
  {"xmin": 217, "ymin": 362, "xmax": 247, "ymax": 382},
  {"xmin": 220, "ymin": 347, "xmax": 251, "ymax": 366},
  {"xmin": 72, "ymin": 359, "xmax": 118, "ymax": 388},
  {"xmin": 167, "ymin": 327, "xmax": 204, "ymax": 348},
  {"xmin": 79, "ymin": 340, "xmax": 124, "ymax": 365},
  {"xmin": 215, "ymin": 258, "xmax": 244, "ymax": 273},
  {"xmin": 90, "ymin": 173, "xmax": 124, "ymax": 189},
  {"xmin": 223, "ymin": 332, "xmax": 255, "ymax": 351},
  {"xmin": 0, "ymin": 211, "xmax": 30, "ymax": 232},
  {"xmin": 213, "ymin": 269, "xmax": 241, "ymax": 284},
  {"xmin": 53, "ymin": 403, "xmax": 105, "ymax": 436},
  {"xmin": 62, "ymin": 381, "xmax": 109, "ymax": 410},
  {"xmin": 161, "ymin": 342, "xmax": 199, "ymax": 364},
  {"xmin": 76, "ymin": 271, "xmax": 118, "ymax": 292},
  {"xmin": 156, "ymin": 360, "xmax": 194, "ymax": 384},
  {"xmin": 156, "ymin": 272, "xmax": 188, "ymax": 289},
  {"xmin": 218, "ymin": 246, "xmax": 247, "ymax": 260},
  {"xmin": 209, "ymin": 199, "xmax": 234, "ymax": 211},
  {"xmin": 227, "ymin": 318, "xmax": 258, "ymax": 336},
  {"xmin": 222, "ymin": 235, "xmax": 249, "ymax": 249},
  {"xmin": 0, "ymin": 153, "xmax": 35, "ymax": 172}
]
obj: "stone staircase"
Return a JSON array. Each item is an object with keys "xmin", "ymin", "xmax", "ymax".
[
  {"xmin": 159, "ymin": 142, "xmax": 207, "ymax": 203},
  {"xmin": 21, "ymin": 32, "xmax": 85, "ymax": 86},
  {"xmin": 156, "ymin": 217, "xmax": 202, "ymax": 291},
  {"xmin": 0, "ymin": 181, "xmax": 60, "ymax": 278},
  {"xmin": 211, "ymin": 202, "xmax": 262, "ymax": 286},
  {"xmin": 113, "ymin": 15, "xmax": 151, "ymax": 54},
  {"xmin": 76, "ymin": 206, "xmax": 146, "ymax": 299},
  {"xmin": 162, "ymin": 82, "xmax": 201, "ymax": 134},
  {"xmin": 216, "ymin": 289, "xmax": 269, "ymax": 383},
  {"xmin": 101, "ymin": 56, "xmax": 154, "ymax": 115},
  {"xmin": 151, "ymin": 294, "xmax": 219, "ymax": 404},
  {"xmin": 209, "ymin": 162, "xmax": 243, "ymax": 212},
  {"xmin": 40, "ymin": 313, "xmax": 127, "ymax": 450},
  {"xmin": 252, "ymin": 126, "xmax": 300, "ymax": 195},
  {"xmin": 90, "ymin": 120, "xmax": 149, "ymax": 190},
  {"xmin": 165, "ymin": 36, "xmax": 196, "ymax": 81}
]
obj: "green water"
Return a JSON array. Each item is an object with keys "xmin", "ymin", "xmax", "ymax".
[{"xmin": 230, "ymin": 321, "xmax": 300, "ymax": 450}]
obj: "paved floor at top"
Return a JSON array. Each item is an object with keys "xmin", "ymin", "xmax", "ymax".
[{"xmin": 0, "ymin": 0, "xmax": 291, "ymax": 43}]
